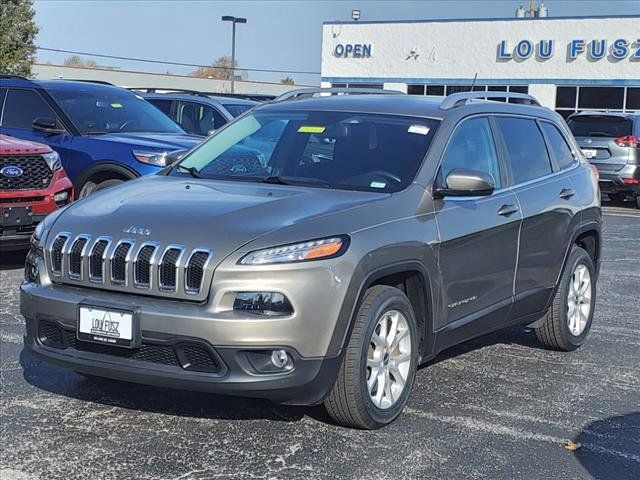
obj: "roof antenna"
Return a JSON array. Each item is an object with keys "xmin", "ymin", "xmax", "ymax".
[{"xmin": 470, "ymin": 72, "xmax": 478, "ymax": 91}]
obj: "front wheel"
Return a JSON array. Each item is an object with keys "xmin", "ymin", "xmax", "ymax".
[
  {"xmin": 79, "ymin": 178, "xmax": 124, "ymax": 198},
  {"xmin": 324, "ymin": 285, "xmax": 419, "ymax": 429},
  {"xmin": 535, "ymin": 246, "xmax": 596, "ymax": 351}
]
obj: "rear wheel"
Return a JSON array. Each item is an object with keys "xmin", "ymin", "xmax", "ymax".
[
  {"xmin": 635, "ymin": 195, "xmax": 640, "ymax": 209},
  {"xmin": 324, "ymin": 285, "xmax": 418, "ymax": 429},
  {"xmin": 535, "ymin": 246, "xmax": 596, "ymax": 351}
]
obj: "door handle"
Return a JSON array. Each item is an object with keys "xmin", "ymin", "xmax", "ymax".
[
  {"xmin": 560, "ymin": 188, "xmax": 576, "ymax": 199},
  {"xmin": 498, "ymin": 204, "xmax": 519, "ymax": 217}
]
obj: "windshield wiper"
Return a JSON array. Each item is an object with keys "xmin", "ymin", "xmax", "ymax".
[
  {"xmin": 261, "ymin": 175, "xmax": 332, "ymax": 189},
  {"xmin": 175, "ymin": 164, "xmax": 202, "ymax": 178}
]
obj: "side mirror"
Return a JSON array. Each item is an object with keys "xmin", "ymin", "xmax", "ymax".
[
  {"xmin": 33, "ymin": 117, "xmax": 65, "ymax": 135},
  {"xmin": 435, "ymin": 168, "xmax": 495, "ymax": 197}
]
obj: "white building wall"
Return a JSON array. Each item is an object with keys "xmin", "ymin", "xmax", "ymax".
[
  {"xmin": 32, "ymin": 64, "xmax": 306, "ymax": 95},
  {"xmin": 322, "ymin": 17, "xmax": 640, "ymax": 85}
]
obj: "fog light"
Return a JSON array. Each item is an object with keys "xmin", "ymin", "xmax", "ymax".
[
  {"xmin": 245, "ymin": 349, "xmax": 294, "ymax": 373},
  {"xmin": 233, "ymin": 292, "xmax": 293, "ymax": 316},
  {"xmin": 271, "ymin": 349, "xmax": 290, "ymax": 368},
  {"xmin": 53, "ymin": 190, "xmax": 68, "ymax": 202}
]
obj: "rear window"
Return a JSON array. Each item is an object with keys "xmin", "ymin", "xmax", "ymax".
[
  {"xmin": 567, "ymin": 116, "xmax": 632, "ymax": 138},
  {"xmin": 223, "ymin": 104, "xmax": 254, "ymax": 117}
]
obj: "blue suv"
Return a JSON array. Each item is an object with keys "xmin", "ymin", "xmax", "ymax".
[{"xmin": 0, "ymin": 76, "xmax": 202, "ymax": 197}]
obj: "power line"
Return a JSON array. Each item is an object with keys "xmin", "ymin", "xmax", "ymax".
[{"xmin": 36, "ymin": 47, "xmax": 321, "ymax": 76}]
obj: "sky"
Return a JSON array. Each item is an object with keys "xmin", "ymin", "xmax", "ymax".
[{"xmin": 33, "ymin": 0, "xmax": 640, "ymax": 84}]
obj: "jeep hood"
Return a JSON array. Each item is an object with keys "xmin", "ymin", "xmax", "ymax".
[
  {"xmin": 50, "ymin": 175, "xmax": 387, "ymax": 265},
  {"xmin": 96, "ymin": 132, "xmax": 203, "ymax": 151}
]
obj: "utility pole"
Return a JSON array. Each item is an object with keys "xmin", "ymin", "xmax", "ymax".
[{"xmin": 221, "ymin": 15, "xmax": 247, "ymax": 93}]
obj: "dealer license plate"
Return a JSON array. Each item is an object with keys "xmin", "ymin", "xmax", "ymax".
[
  {"xmin": 77, "ymin": 305, "xmax": 137, "ymax": 348},
  {"xmin": 582, "ymin": 148, "xmax": 597, "ymax": 159}
]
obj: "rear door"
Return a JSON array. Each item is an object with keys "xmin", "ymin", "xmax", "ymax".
[
  {"xmin": 567, "ymin": 114, "xmax": 633, "ymax": 173},
  {"xmin": 434, "ymin": 116, "xmax": 521, "ymax": 332},
  {"xmin": 495, "ymin": 116, "xmax": 578, "ymax": 321}
]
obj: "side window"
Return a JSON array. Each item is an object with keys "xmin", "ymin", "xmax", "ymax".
[
  {"xmin": 177, "ymin": 102, "xmax": 227, "ymax": 135},
  {"xmin": 148, "ymin": 99, "xmax": 173, "ymax": 117},
  {"xmin": 440, "ymin": 117, "xmax": 501, "ymax": 188},
  {"xmin": 496, "ymin": 117, "xmax": 553, "ymax": 184},
  {"xmin": 540, "ymin": 122, "xmax": 576, "ymax": 170},
  {"xmin": 2, "ymin": 89, "xmax": 58, "ymax": 129}
]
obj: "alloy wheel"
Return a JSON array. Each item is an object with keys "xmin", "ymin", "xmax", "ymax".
[{"xmin": 567, "ymin": 264, "xmax": 592, "ymax": 336}]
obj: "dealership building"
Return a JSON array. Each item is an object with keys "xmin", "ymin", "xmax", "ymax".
[{"xmin": 321, "ymin": 15, "xmax": 639, "ymax": 118}]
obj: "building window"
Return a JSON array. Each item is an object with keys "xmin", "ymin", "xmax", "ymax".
[
  {"xmin": 407, "ymin": 85, "xmax": 425, "ymax": 95},
  {"xmin": 555, "ymin": 86, "xmax": 637, "ymax": 118},
  {"xmin": 426, "ymin": 85, "xmax": 445, "ymax": 96},
  {"xmin": 578, "ymin": 87, "xmax": 624, "ymax": 110}
]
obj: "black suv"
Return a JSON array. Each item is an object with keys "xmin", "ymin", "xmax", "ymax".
[
  {"xmin": 22, "ymin": 90, "xmax": 601, "ymax": 429},
  {"xmin": 568, "ymin": 111, "xmax": 640, "ymax": 208}
]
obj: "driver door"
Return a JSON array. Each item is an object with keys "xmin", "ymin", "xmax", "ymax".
[{"xmin": 433, "ymin": 116, "xmax": 521, "ymax": 333}]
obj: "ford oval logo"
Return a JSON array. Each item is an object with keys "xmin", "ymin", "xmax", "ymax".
[{"xmin": 0, "ymin": 166, "xmax": 24, "ymax": 178}]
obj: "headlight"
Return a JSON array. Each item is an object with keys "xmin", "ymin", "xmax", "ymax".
[
  {"xmin": 239, "ymin": 236, "xmax": 348, "ymax": 265},
  {"xmin": 42, "ymin": 151, "xmax": 61, "ymax": 171},
  {"xmin": 133, "ymin": 150, "xmax": 173, "ymax": 167}
]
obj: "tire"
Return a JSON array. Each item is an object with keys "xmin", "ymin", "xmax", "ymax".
[
  {"xmin": 608, "ymin": 192, "xmax": 627, "ymax": 204},
  {"xmin": 635, "ymin": 195, "xmax": 640, "ymax": 210},
  {"xmin": 535, "ymin": 246, "xmax": 596, "ymax": 351},
  {"xmin": 79, "ymin": 178, "xmax": 124, "ymax": 198},
  {"xmin": 324, "ymin": 285, "xmax": 419, "ymax": 429}
]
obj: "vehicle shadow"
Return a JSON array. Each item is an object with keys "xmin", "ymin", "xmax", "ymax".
[
  {"xmin": 0, "ymin": 250, "xmax": 27, "ymax": 271},
  {"xmin": 573, "ymin": 412, "xmax": 640, "ymax": 480},
  {"xmin": 19, "ymin": 348, "xmax": 331, "ymax": 424}
]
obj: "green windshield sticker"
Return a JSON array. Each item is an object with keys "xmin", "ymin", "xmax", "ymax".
[
  {"xmin": 110, "ymin": 103, "xmax": 123, "ymax": 108},
  {"xmin": 370, "ymin": 181, "xmax": 387, "ymax": 189},
  {"xmin": 298, "ymin": 125, "xmax": 325, "ymax": 134}
]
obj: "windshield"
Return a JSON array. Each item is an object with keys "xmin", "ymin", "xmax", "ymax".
[
  {"xmin": 223, "ymin": 103, "xmax": 255, "ymax": 117},
  {"xmin": 173, "ymin": 110, "xmax": 439, "ymax": 193},
  {"xmin": 48, "ymin": 87, "xmax": 185, "ymax": 135},
  {"xmin": 567, "ymin": 115, "xmax": 633, "ymax": 138}
]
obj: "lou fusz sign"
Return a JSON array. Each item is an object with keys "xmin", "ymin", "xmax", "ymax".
[{"xmin": 498, "ymin": 38, "xmax": 640, "ymax": 61}]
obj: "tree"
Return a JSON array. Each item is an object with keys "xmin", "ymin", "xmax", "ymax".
[
  {"xmin": 0, "ymin": 0, "xmax": 39, "ymax": 77},
  {"xmin": 190, "ymin": 55, "xmax": 237, "ymax": 80},
  {"xmin": 63, "ymin": 55, "xmax": 97, "ymax": 68},
  {"xmin": 280, "ymin": 77, "xmax": 295, "ymax": 85}
]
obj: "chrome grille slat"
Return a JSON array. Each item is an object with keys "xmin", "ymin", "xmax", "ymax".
[{"xmin": 46, "ymin": 233, "xmax": 212, "ymax": 298}]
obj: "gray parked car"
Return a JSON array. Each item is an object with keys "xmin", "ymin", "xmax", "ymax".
[
  {"xmin": 567, "ymin": 111, "xmax": 640, "ymax": 208},
  {"xmin": 21, "ymin": 89, "xmax": 601, "ymax": 429}
]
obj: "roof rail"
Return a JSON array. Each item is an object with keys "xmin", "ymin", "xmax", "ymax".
[
  {"xmin": 65, "ymin": 79, "xmax": 114, "ymax": 86},
  {"xmin": 127, "ymin": 87, "xmax": 210, "ymax": 98},
  {"xmin": 0, "ymin": 74, "xmax": 29, "ymax": 81},
  {"xmin": 273, "ymin": 87, "xmax": 404, "ymax": 103},
  {"xmin": 440, "ymin": 91, "xmax": 541, "ymax": 110}
]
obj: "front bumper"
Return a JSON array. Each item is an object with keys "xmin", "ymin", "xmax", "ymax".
[{"xmin": 20, "ymin": 276, "xmax": 345, "ymax": 405}]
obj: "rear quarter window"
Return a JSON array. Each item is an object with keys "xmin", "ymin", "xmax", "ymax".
[{"xmin": 540, "ymin": 122, "xmax": 576, "ymax": 170}]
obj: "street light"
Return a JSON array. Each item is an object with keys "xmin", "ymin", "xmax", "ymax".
[{"xmin": 221, "ymin": 15, "xmax": 247, "ymax": 93}]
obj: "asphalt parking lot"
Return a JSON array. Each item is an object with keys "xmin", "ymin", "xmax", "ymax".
[{"xmin": 1, "ymin": 200, "xmax": 639, "ymax": 480}]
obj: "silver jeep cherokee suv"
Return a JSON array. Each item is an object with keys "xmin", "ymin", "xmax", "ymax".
[{"xmin": 21, "ymin": 89, "xmax": 602, "ymax": 429}]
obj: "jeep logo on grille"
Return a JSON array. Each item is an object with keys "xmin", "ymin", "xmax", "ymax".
[
  {"xmin": 0, "ymin": 166, "xmax": 24, "ymax": 178},
  {"xmin": 123, "ymin": 226, "xmax": 151, "ymax": 236}
]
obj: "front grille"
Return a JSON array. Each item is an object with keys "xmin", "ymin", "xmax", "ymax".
[
  {"xmin": 37, "ymin": 320, "xmax": 223, "ymax": 373},
  {"xmin": 111, "ymin": 242, "xmax": 133, "ymax": 284},
  {"xmin": 159, "ymin": 248, "xmax": 181, "ymax": 290},
  {"xmin": 46, "ymin": 233, "xmax": 212, "ymax": 298},
  {"xmin": 0, "ymin": 155, "xmax": 53, "ymax": 190},
  {"xmin": 89, "ymin": 240, "xmax": 109, "ymax": 281},
  {"xmin": 134, "ymin": 244, "xmax": 156, "ymax": 287},
  {"xmin": 69, "ymin": 237, "xmax": 88, "ymax": 278}
]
